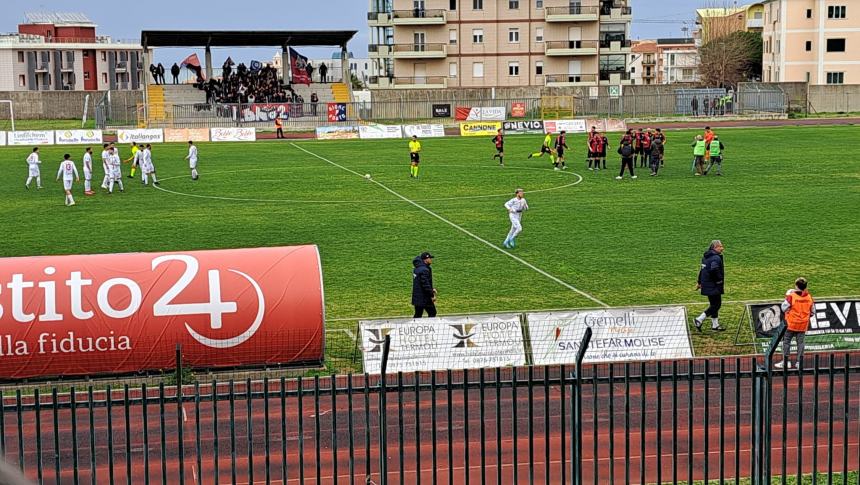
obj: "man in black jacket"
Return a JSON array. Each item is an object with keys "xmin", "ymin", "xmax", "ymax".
[
  {"xmin": 412, "ymin": 252, "xmax": 437, "ymax": 318},
  {"xmin": 694, "ymin": 240, "xmax": 726, "ymax": 332}
]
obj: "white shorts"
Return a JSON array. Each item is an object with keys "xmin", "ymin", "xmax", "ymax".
[
  {"xmin": 84, "ymin": 169, "xmax": 92, "ymax": 180},
  {"xmin": 63, "ymin": 180, "xmax": 73, "ymax": 191},
  {"xmin": 189, "ymin": 159, "xmax": 198, "ymax": 169},
  {"xmin": 111, "ymin": 166, "xmax": 122, "ymax": 179},
  {"xmin": 29, "ymin": 167, "xmax": 40, "ymax": 177}
]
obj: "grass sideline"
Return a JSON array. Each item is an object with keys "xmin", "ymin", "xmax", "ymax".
[{"xmin": 0, "ymin": 125, "xmax": 858, "ymax": 374}]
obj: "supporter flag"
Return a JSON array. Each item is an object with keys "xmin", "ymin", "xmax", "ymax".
[
  {"xmin": 327, "ymin": 103, "xmax": 347, "ymax": 122},
  {"xmin": 250, "ymin": 60, "xmax": 262, "ymax": 72},
  {"xmin": 181, "ymin": 53, "xmax": 205, "ymax": 81},
  {"xmin": 289, "ymin": 48, "xmax": 311, "ymax": 86}
]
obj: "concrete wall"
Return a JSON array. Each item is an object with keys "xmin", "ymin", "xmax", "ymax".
[
  {"xmin": 0, "ymin": 90, "xmax": 142, "ymax": 119},
  {"xmin": 808, "ymin": 84, "xmax": 860, "ymax": 113}
]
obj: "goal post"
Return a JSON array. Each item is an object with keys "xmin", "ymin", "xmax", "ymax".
[{"xmin": 0, "ymin": 100, "xmax": 15, "ymax": 131}]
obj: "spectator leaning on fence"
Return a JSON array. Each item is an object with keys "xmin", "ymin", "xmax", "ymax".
[{"xmin": 775, "ymin": 278, "xmax": 814, "ymax": 370}]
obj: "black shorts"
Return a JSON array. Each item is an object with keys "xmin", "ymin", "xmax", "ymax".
[
  {"xmin": 556, "ymin": 148, "xmax": 565, "ymax": 157},
  {"xmin": 541, "ymin": 146, "xmax": 552, "ymax": 154},
  {"xmin": 496, "ymin": 145, "xmax": 504, "ymax": 153},
  {"xmin": 634, "ymin": 146, "xmax": 643, "ymax": 154},
  {"xmin": 587, "ymin": 150, "xmax": 596, "ymax": 158},
  {"xmin": 410, "ymin": 152, "xmax": 420, "ymax": 163},
  {"xmin": 598, "ymin": 149, "xmax": 607, "ymax": 158},
  {"xmin": 710, "ymin": 156, "xmax": 722, "ymax": 163}
]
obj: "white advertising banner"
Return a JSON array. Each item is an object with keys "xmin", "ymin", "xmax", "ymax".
[
  {"xmin": 466, "ymin": 107, "xmax": 506, "ymax": 121},
  {"xmin": 361, "ymin": 314, "xmax": 527, "ymax": 374},
  {"xmin": 7, "ymin": 130, "xmax": 54, "ymax": 146},
  {"xmin": 210, "ymin": 127, "xmax": 256, "ymax": 142},
  {"xmin": 55, "ymin": 129, "xmax": 104, "ymax": 145},
  {"xmin": 402, "ymin": 124, "xmax": 445, "ymax": 138},
  {"xmin": 359, "ymin": 124, "xmax": 403, "ymax": 139},
  {"xmin": 116, "ymin": 129, "xmax": 164, "ymax": 144},
  {"xmin": 0, "ymin": 131, "xmax": 6, "ymax": 146},
  {"xmin": 543, "ymin": 119, "xmax": 588, "ymax": 134},
  {"xmin": 528, "ymin": 306, "xmax": 693, "ymax": 365}
]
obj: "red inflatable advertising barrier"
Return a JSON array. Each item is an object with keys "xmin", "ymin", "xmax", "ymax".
[{"xmin": 0, "ymin": 246, "xmax": 325, "ymax": 380}]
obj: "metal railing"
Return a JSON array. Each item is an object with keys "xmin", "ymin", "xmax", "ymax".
[
  {"xmin": 599, "ymin": 39, "xmax": 633, "ymax": 48},
  {"xmin": 391, "ymin": 76, "xmax": 447, "ymax": 86},
  {"xmin": 0, "ymin": 342, "xmax": 857, "ymax": 484},
  {"xmin": 545, "ymin": 5, "xmax": 601, "ymax": 15},
  {"xmin": 391, "ymin": 43, "xmax": 446, "ymax": 53},
  {"xmin": 545, "ymin": 73, "xmax": 600, "ymax": 84},
  {"xmin": 391, "ymin": 8, "xmax": 445, "ymax": 19},
  {"xmin": 545, "ymin": 40, "xmax": 600, "ymax": 50}
]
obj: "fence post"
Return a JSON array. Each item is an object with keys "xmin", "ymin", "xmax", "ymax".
[
  {"xmin": 752, "ymin": 324, "xmax": 786, "ymax": 484},
  {"xmin": 176, "ymin": 343, "xmax": 185, "ymax": 485},
  {"xmin": 571, "ymin": 326, "xmax": 593, "ymax": 485},
  {"xmin": 378, "ymin": 334, "xmax": 392, "ymax": 485}
]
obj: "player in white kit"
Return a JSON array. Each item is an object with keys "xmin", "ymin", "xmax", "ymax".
[
  {"xmin": 108, "ymin": 147, "xmax": 124, "ymax": 193},
  {"xmin": 503, "ymin": 188, "xmax": 529, "ymax": 249},
  {"xmin": 141, "ymin": 144, "xmax": 159, "ymax": 186},
  {"xmin": 185, "ymin": 141, "xmax": 199, "ymax": 180},
  {"xmin": 56, "ymin": 154, "xmax": 80, "ymax": 206},
  {"xmin": 100, "ymin": 143, "xmax": 110, "ymax": 190},
  {"xmin": 25, "ymin": 147, "xmax": 42, "ymax": 189},
  {"xmin": 82, "ymin": 147, "xmax": 95, "ymax": 195},
  {"xmin": 132, "ymin": 146, "xmax": 145, "ymax": 184}
]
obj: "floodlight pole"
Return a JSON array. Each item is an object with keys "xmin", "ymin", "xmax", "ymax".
[{"xmin": 0, "ymin": 100, "xmax": 14, "ymax": 131}]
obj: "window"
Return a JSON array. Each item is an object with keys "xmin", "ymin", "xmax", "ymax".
[
  {"xmin": 826, "ymin": 38, "xmax": 846, "ymax": 52},
  {"xmin": 508, "ymin": 61, "xmax": 519, "ymax": 76},
  {"xmin": 806, "ymin": 9, "xmax": 812, "ymax": 18},
  {"xmin": 509, "ymin": 0, "xmax": 519, "ymax": 8},
  {"xmin": 630, "ymin": 67, "xmax": 635, "ymax": 73},
  {"xmin": 535, "ymin": 27, "xmax": 544, "ymax": 42},
  {"xmin": 473, "ymin": 62, "xmax": 483, "ymax": 78},
  {"xmin": 102, "ymin": 73, "xmax": 107, "ymax": 83},
  {"xmin": 450, "ymin": 0, "xmax": 456, "ymax": 9},
  {"xmin": 805, "ymin": 72, "xmax": 810, "ymax": 83},
  {"xmin": 473, "ymin": 0, "xmax": 482, "ymax": 9},
  {"xmin": 509, "ymin": 28, "xmax": 520, "ymax": 43},
  {"xmin": 536, "ymin": 0, "xmax": 543, "ymax": 7},
  {"xmin": 18, "ymin": 75, "xmax": 25, "ymax": 87},
  {"xmin": 669, "ymin": 53, "xmax": 675, "ymax": 66},
  {"xmin": 805, "ymin": 40, "xmax": 812, "ymax": 51},
  {"xmin": 449, "ymin": 62, "xmax": 457, "ymax": 78},
  {"xmin": 535, "ymin": 61, "xmax": 543, "ymax": 75},
  {"xmin": 101, "ymin": 51, "xmax": 107, "ymax": 61},
  {"xmin": 17, "ymin": 51, "xmax": 24, "ymax": 62},
  {"xmin": 828, "ymin": 6, "xmax": 846, "ymax": 19},
  {"xmin": 472, "ymin": 29, "xmax": 484, "ymax": 44},
  {"xmin": 449, "ymin": 29, "xmax": 457, "ymax": 45},
  {"xmin": 826, "ymin": 72, "xmax": 844, "ymax": 84},
  {"xmin": 84, "ymin": 71, "xmax": 90, "ymax": 80},
  {"xmin": 82, "ymin": 51, "xmax": 89, "ymax": 58},
  {"xmin": 776, "ymin": 39, "xmax": 780, "ymax": 53},
  {"xmin": 682, "ymin": 68, "xmax": 694, "ymax": 79}
]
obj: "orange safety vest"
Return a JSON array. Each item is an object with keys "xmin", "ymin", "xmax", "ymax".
[
  {"xmin": 275, "ymin": 118, "xmax": 283, "ymax": 129},
  {"xmin": 785, "ymin": 290, "xmax": 814, "ymax": 332}
]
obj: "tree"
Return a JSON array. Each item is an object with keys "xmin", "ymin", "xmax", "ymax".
[{"xmin": 699, "ymin": 30, "xmax": 763, "ymax": 88}]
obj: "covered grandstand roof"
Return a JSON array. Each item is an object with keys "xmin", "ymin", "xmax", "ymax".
[{"xmin": 141, "ymin": 30, "xmax": 358, "ymax": 49}]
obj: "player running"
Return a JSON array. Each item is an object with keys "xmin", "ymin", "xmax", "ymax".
[
  {"xmin": 25, "ymin": 147, "xmax": 42, "ymax": 190},
  {"xmin": 527, "ymin": 132, "xmax": 556, "ymax": 164},
  {"xmin": 108, "ymin": 147, "xmax": 124, "ymax": 193},
  {"xmin": 503, "ymin": 188, "xmax": 529, "ymax": 249},
  {"xmin": 82, "ymin": 147, "xmax": 94, "ymax": 195},
  {"xmin": 186, "ymin": 141, "xmax": 199, "ymax": 180},
  {"xmin": 491, "ymin": 129, "xmax": 504, "ymax": 166},
  {"xmin": 553, "ymin": 131, "xmax": 568, "ymax": 170},
  {"xmin": 56, "ymin": 154, "xmax": 80, "ymax": 206},
  {"xmin": 408, "ymin": 135, "xmax": 421, "ymax": 178}
]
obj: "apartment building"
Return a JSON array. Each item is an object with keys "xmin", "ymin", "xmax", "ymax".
[
  {"xmin": 367, "ymin": 0, "xmax": 633, "ymax": 89},
  {"xmin": 762, "ymin": 0, "xmax": 857, "ymax": 84},
  {"xmin": 0, "ymin": 12, "xmax": 144, "ymax": 92},
  {"xmin": 695, "ymin": 3, "xmax": 765, "ymax": 45},
  {"xmin": 630, "ymin": 39, "xmax": 699, "ymax": 85}
]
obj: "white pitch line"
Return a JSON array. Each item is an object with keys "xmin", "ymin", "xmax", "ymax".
[{"xmin": 291, "ymin": 143, "xmax": 609, "ymax": 308}]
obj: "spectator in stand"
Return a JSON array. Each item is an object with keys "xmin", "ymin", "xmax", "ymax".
[
  {"xmin": 171, "ymin": 63, "xmax": 180, "ymax": 84},
  {"xmin": 149, "ymin": 64, "xmax": 159, "ymax": 84},
  {"xmin": 711, "ymin": 96, "xmax": 719, "ymax": 116},
  {"xmin": 305, "ymin": 62, "xmax": 314, "ymax": 82},
  {"xmin": 319, "ymin": 62, "xmax": 328, "ymax": 83},
  {"xmin": 311, "ymin": 92, "xmax": 319, "ymax": 115},
  {"xmin": 156, "ymin": 63, "xmax": 166, "ymax": 84},
  {"xmin": 691, "ymin": 96, "xmax": 699, "ymax": 116}
]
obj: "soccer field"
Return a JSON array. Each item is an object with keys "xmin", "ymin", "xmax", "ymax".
[{"xmin": 2, "ymin": 125, "xmax": 858, "ymax": 369}]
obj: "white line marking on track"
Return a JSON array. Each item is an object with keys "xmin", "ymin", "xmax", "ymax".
[{"xmin": 291, "ymin": 143, "xmax": 609, "ymax": 308}]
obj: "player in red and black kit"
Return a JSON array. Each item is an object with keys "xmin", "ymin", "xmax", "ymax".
[
  {"xmin": 652, "ymin": 128, "xmax": 666, "ymax": 166},
  {"xmin": 491, "ymin": 129, "xmax": 504, "ymax": 166},
  {"xmin": 620, "ymin": 129, "xmax": 634, "ymax": 146},
  {"xmin": 587, "ymin": 127, "xmax": 598, "ymax": 170},
  {"xmin": 641, "ymin": 128, "xmax": 653, "ymax": 168},
  {"xmin": 598, "ymin": 131, "xmax": 609, "ymax": 169},
  {"xmin": 554, "ymin": 130, "xmax": 568, "ymax": 170},
  {"xmin": 589, "ymin": 132, "xmax": 606, "ymax": 171},
  {"xmin": 633, "ymin": 128, "xmax": 645, "ymax": 168}
]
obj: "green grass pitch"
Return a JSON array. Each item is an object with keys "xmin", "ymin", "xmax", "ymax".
[{"xmin": 1, "ymin": 125, "xmax": 858, "ymax": 371}]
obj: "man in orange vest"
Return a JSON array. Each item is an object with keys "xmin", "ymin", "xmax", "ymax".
[
  {"xmin": 775, "ymin": 277, "xmax": 814, "ymax": 370},
  {"xmin": 275, "ymin": 116, "xmax": 284, "ymax": 139}
]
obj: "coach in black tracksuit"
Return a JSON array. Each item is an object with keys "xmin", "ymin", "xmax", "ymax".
[
  {"xmin": 412, "ymin": 252, "xmax": 437, "ymax": 318},
  {"xmin": 694, "ymin": 240, "xmax": 726, "ymax": 332}
]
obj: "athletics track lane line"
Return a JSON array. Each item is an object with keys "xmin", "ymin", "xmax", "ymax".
[{"xmin": 290, "ymin": 142, "xmax": 610, "ymax": 308}]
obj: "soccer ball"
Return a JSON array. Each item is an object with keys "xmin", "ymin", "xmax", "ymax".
[{"xmin": 364, "ymin": 174, "xmax": 372, "ymax": 180}]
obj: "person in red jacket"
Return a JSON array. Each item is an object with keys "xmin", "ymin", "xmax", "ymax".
[
  {"xmin": 491, "ymin": 129, "xmax": 504, "ymax": 166},
  {"xmin": 775, "ymin": 278, "xmax": 814, "ymax": 370}
]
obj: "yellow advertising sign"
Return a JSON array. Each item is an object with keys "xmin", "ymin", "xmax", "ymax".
[{"xmin": 459, "ymin": 121, "xmax": 502, "ymax": 137}]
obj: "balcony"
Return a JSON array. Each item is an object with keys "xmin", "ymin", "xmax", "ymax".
[
  {"xmin": 642, "ymin": 56, "xmax": 656, "ymax": 66},
  {"xmin": 392, "ymin": 9, "xmax": 446, "ymax": 25},
  {"xmin": 545, "ymin": 73, "xmax": 599, "ymax": 86},
  {"xmin": 115, "ymin": 61, "xmax": 128, "ymax": 72},
  {"xmin": 747, "ymin": 18, "xmax": 764, "ymax": 29},
  {"xmin": 599, "ymin": 71, "xmax": 633, "ymax": 85},
  {"xmin": 392, "ymin": 43, "xmax": 447, "ymax": 59},
  {"xmin": 367, "ymin": 11, "xmax": 393, "ymax": 26},
  {"xmin": 545, "ymin": 6, "xmax": 600, "ymax": 22},
  {"xmin": 34, "ymin": 62, "xmax": 50, "ymax": 72},
  {"xmin": 600, "ymin": 4, "xmax": 633, "ymax": 21},
  {"xmin": 545, "ymin": 40, "xmax": 599, "ymax": 56},
  {"xmin": 599, "ymin": 39, "xmax": 632, "ymax": 53},
  {"xmin": 60, "ymin": 62, "xmax": 75, "ymax": 72},
  {"xmin": 368, "ymin": 44, "xmax": 393, "ymax": 58},
  {"xmin": 391, "ymin": 76, "xmax": 447, "ymax": 89}
]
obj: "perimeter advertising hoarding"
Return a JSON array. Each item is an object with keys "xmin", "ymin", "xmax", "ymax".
[
  {"xmin": 403, "ymin": 124, "xmax": 445, "ymax": 138},
  {"xmin": 0, "ymin": 246, "xmax": 325, "ymax": 379},
  {"xmin": 116, "ymin": 129, "xmax": 164, "ymax": 144},
  {"xmin": 55, "ymin": 130, "xmax": 104, "ymax": 145},
  {"xmin": 164, "ymin": 128, "xmax": 211, "ymax": 143},
  {"xmin": 751, "ymin": 299, "xmax": 860, "ymax": 339},
  {"xmin": 361, "ymin": 314, "xmax": 527, "ymax": 374},
  {"xmin": 503, "ymin": 121, "xmax": 544, "ymax": 134},
  {"xmin": 460, "ymin": 122, "xmax": 502, "ymax": 137},
  {"xmin": 210, "ymin": 127, "xmax": 256, "ymax": 142},
  {"xmin": 7, "ymin": 131, "xmax": 54, "ymax": 146},
  {"xmin": 543, "ymin": 120, "xmax": 587, "ymax": 134},
  {"xmin": 528, "ymin": 307, "xmax": 694, "ymax": 365},
  {"xmin": 316, "ymin": 125, "xmax": 360, "ymax": 140},
  {"xmin": 358, "ymin": 124, "xmax": 403, "ymax": 139}
]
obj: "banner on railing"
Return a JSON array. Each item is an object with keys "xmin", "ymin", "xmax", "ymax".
[
  {"xmin": 316, "ymin": 125, "xmax": 360, "ymax": 140},
  {"xmin": 7, "ymin": 130, "xmax": 54, "ymax": 146},
  {"xmin": 117, "ymin": 129, "xmax": 164, "ymax": 144},
  {"xmin": 528, "ymin": 306, "xmax": 693, "ymax": 365},
  {"xmin": 164, "ymin": 128, "xmax": 210, "ymax": 143},
  {"xmin": 460, "ymin": 121, "xmax": 502, "ymax": 137},
  {"xmin": 55, "ymin": 130, "xmax": 103, "ymax": 145},
  {"xmin": 210, "ymin": 127, "xmax": 256, "ymax": 142},
  {"xmin": 584, "ymin": 118, "xmax": 628, "ymax": 133},
  {"xmin": 543, "ymin": 120, "xmax": 587, "ymax": 134},
  {"xmin": 241, "ymin": 103, "xmax": 291, "ymax": 123},
  {"xmin": 456, "ymin": 106, "xmax": 506, "ymax": 121},
  {"xmin": 751, "ymin": 299, "xmax": 860, "ymax": 339},
  {"xmin": 0, "ymin": 246, "xmax": 325, "ymax": 379},
  {"xmin": 432, "ymin": 104, "xmax": 451, "ymax": 118},
  {"xmin": 511, "ymin": 102, "xmax": 527, "ymax": 118},
  {"xmin": 503, "ymin": 120, "xmax": 544, "ymax": 134},
  {"xmin": 403, "ymin": 124, "xmax": 445, "ymax": 138},
  {"xmin": 361, "ymin": 314, "xmax": 526, "ymax": 374},
  {"xmin": 359, "ymin": 124, "xmax": 403, "ymax": 140},
  {"xmin": 327, "ymin": 103, "xmax": 348, "ymax": 122}
]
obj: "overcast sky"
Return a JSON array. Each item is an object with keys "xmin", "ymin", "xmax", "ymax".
[{"xmin": 3, "ymin": 0, "xmax": 702, "ymax": 64}]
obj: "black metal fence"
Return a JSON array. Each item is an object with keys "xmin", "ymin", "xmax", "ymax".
[{"xmin": 1, "ymin": 348, "xmax": 858, "ymax": 483}]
